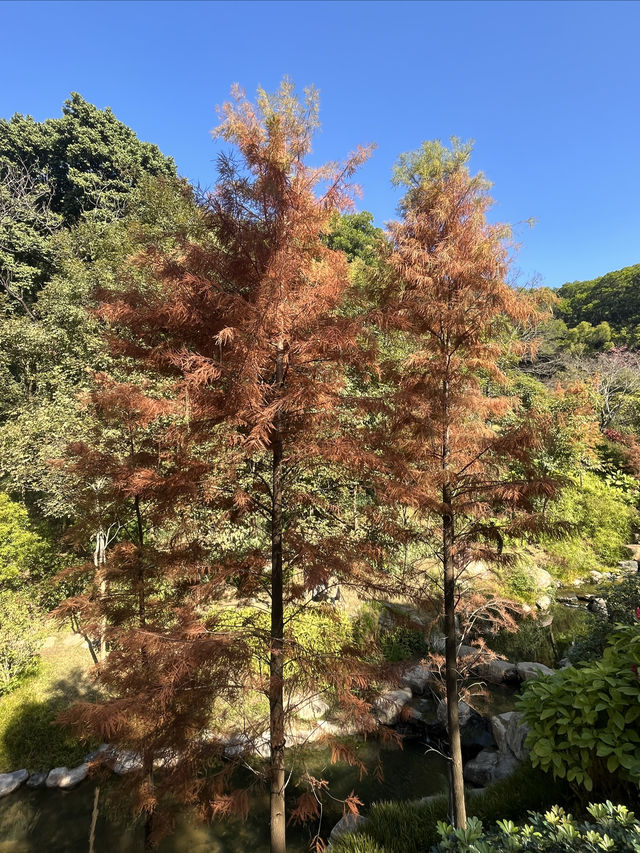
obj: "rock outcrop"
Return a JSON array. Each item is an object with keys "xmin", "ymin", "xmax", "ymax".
[
  {"xmin": 45, "ymin": 764, "xmax": 89, "ymax": 789},
  {"xmin": 328, "ymin": 813, "xmax": 367, "ymax": 847},
  {"xmin": 373, "ymin": 687, "xmax": 412, "ymax": 725},
  {"xmin": 0, "ymin": 769, "xmax": 28, "ymax": 797}
]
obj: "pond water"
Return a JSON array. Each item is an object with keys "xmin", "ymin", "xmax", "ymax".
[{"xmin": 0, "ymin": 738, "xmax": 450, "ymax": 853}]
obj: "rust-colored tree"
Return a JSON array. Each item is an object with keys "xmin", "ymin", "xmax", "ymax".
[
  {"xmin": 59, "ymin": 81, "xmax": 381, "ymax": 853},
  {"xmin": 372, "ymin": 140, "xmax": 556, "ymax": 827}
]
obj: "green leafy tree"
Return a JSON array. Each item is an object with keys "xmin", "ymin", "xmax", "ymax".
[
  {"xmin": 0, "ymin": 491, "xmax": 47, "ymax": 587},
  {"xmin": 0, "ymin": 93, "xmax": 176, "ymax": 300},
  {"xmin": 557, "ymin": 264, "xmax": 640, "ymax": 335},
  {"xmin": 0, "ymin": 589, "xmax": 46, "ymax": 695}
]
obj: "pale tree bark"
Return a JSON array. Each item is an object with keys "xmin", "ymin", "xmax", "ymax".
[{"xmin": 270, "ymin": 344, "xmax": 286, "ymax": 853}]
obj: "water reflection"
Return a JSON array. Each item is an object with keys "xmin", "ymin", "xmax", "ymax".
[{"xmin": 0, "ymin": 740, "xmax": 449, "ymax": 853}]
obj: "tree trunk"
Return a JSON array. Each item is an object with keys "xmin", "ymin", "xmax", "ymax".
[
  {"xmin": 270, "ymin": 346, "xmax": 287, "ymax": 853},
  {"xmin": 443, "ymin": 485, "xmax": 466, "ymax": 829},
  {"xmin": 135, "ymin": 494, "xmax": 154, "ymax": 851}
]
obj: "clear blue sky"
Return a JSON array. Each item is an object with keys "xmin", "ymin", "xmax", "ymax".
[{"xmin": 1, "ymin": 0, "xmax": 638, "ymax": 288}]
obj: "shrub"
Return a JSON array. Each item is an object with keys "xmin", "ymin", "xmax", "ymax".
[
  {"xmin": 0, "ymin": 493, "xmax": 48, "ymax": 588},
  {"xmin": 568, "ymin": 574, "xmax": 640, "ymax": 663},
  {"xmin": 519, "ymin": 624, "xmax": 640, "ymax": 798},
  {"xmin": 380, "ymin": 625, "xmax": 430, "ymax": 662},
  {"xmin": 488, "ymin": 617, "xmax": 554, "ymax": 668},
  {"xmin": 542, "ymin": 472, "xmax": 637, "ymax": 577},
  {"xmin": 211, "ymin": 603, "xmax": 353, "ymax": 678},
  {"xmin": 330, "ymin": 764, "xmax": 569, "ymax": 853},
  {"xmin": 432, "ymin": 802, "xmax": 640, "ymax": 852},
  {"xmin": 0, "ymin": 590, "xmax": 46, "ymax": 695}
]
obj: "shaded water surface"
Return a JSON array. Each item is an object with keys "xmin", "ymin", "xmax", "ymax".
[{"xmin": 0, "ymin": 740, "xmax": 449, "ymax": 853}]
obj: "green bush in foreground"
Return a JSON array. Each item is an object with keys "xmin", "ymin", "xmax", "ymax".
[
  {"xmin": 433, "ymin": 802, "xmax": 640, "ymax": 852},
  {"xmin": 519, "ymin": 624, "xmax": 640, "ymax": 797},
  {"xmin": 330, "ymin": 764, "xmax": 569, "ymax": 853}
]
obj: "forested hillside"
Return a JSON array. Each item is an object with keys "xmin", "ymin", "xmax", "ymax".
[
  {"xmin": 546, "ymin": 262, "xmax": 640, "ymax": 352},
  {"xmin": 1, "ymin": 88, "xmax": 639, "ymax": 853}
]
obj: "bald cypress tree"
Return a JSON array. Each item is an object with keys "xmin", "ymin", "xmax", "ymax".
[
  {"xmin": 373, "ymin": 141, "xmax": 555, "ymax": 827},
  {"xmin": 61, "ymin": 81, "xmax": 378, "ymax": 852}
]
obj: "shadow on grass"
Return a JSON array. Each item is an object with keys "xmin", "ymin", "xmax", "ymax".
[{"xmin": 1, "ymin": 668, "xmax": 98, "ymax": 772}]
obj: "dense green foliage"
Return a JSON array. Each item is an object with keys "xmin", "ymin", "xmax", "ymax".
[
  {"xmin": 0, "ymin": 590, "xmax": 45, "ymax": 694},
  {"xmin": 0, "ymin": 93, "xmax": 175, "ymax": 297},
  {"xmin": 542, "ymin": 471, "xmax": 637, "ymax": 577},
  {"xmin": 519, "ymin": 624, "xmax": 640, "ymax": 798},
  {"xmin": 557, "ymin": 263, "xmax": 640, "ymax": 343},
  {"xmin": 0, "ymin": 491, "xmax": 48, "ymax": 587},
  {"xmin": 569, "ymin": 574, "xmax": 640, "ymax": 662},
  {"xmin": 330, "ymin": 765, "xmax": 570, "ymax": 853},
  {"xmin": 433, "ymin": 802, "xmax": 640, "ymax": 853}
]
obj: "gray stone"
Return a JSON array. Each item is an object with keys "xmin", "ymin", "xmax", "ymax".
[
  {"xmin": 254, "ymin": 733, "xmax": 271, "ymax": 759},
  {"xmin": 0, "ymin": 769, "xmax": 28, "ymax": 797},
  {"xmin": 45, "ymin": 764, "xmax": 89, "ymax": 789},
  {"xmin": 294, "ymin": 694, "xmax": 330, "ymax": 721},
  {"xmin": 536, "ymin": 594, "xmax": 552, "ymax": 611},
  {"xmin": 429, "ymin": 631, "xmax": 446, "ymax": 653},
  {"xmin": 464, "ymin": 748, "xmax": 499, "ymax": 786},
  {"xmin": 84, "ymin": 743, "xmax": 110, "ymax": 763},
  {"xmin": 590, "ymin": 570, "xmax": 604, "ymax": 583},
  {"xmin": 505, "ymin": 712, "xmax": 530, "ymax": 761},
  {"xmin": 490, "ymin": 711, "xmax": 529, "ymax": 762},
  {"xmin": 587, "ymin": 597, "xmax": 609, "ymax": 618},
  {"xmin": 223, "ymin": 734, "xmax": 252, "ymax": 758},
  {"xmin": 153, "ymin": 749, "xmax": 180, "ymax": 770},
  {"xmin": 618, "ymin": 560, "xmax": 638, "ymax": 573},
  {"xmin": 111, "ymin": 749, "xmax": 143, "ymax": 775},
  {"xmin": 328, "ymin": 813, "xmax": 367, "ymax": 846},
  {"xmin": 401, "ymin": 664, "xmax": 431, "ymax": 694},
  {"xmin": 458, "ymin": 644, "xmax": 479, "ymax": 660},
  {"xmin": 493, "ymin": 753, "xmax": 520, "ymax": 781},
  {"xmin": 26, "ymin": 772, "xmax": 48, "ymax": 788},
  {"xmin": 516, "ymin": 661, "xmax": 554, "ymax": 681},
  {"xmin": 475, "ymin": 659, "xmax": 518, "ymax": 684},
  {"xmin": 490, "ymin": 712, "xmax": 514, "ymax": 754},
  {"xmin": 373, "ymin": 688, "xmax": 412, "ymax": 725},
  {"xmin": 437, "ymin": 699, "xmax": 473, "ymax": 729}
]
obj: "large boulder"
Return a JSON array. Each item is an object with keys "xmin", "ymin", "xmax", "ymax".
[
  {"xmin": 0, "ymin": 769, "xmax": 28, "ymax": 797},
  {"xmin": 436, "ymin": 699, "xmax": 473, "ymax": 729},
  {"xmin": 490, "ymin": 712, "xmax": 512, "ymax": 755},
  {"xmin": 26, "ymin": 771, "xmax": 48, "ymax": 788},
  {"xmin": 464, "ymin": 747, "xmax": 521, "ymax": 787},
  {"xmin": 516, "ymin": 661, "xmax": 554, "ymax": 681},
  {"xmin": 45, "ymin": 764, "xmax": 89, "ymax": 789},
  {"xmin": 463, "ymin": 748, "xmax": 499, "ymax": 786},
  {"xmin": 328, "ymin": 813, "xmax": 367, "ymax": 847},
  {"xmin": 493, "ymin": 752, "xmax": 520, "ymax": 781},
  {"xmin": 401, "ymin": 664, "xmax": 431, "ymax": 694},
  {"xmin": 475, "ymin": 659, "xmax": 518, "ymax": 684},
  {"xmin": 111, "ymin": 749, "xmax": 143, "ymax": 775},
  {"xmin": 293, "ymin": 694, "xmax": 330, "ymax": 721},
  {"xmin": 505, "ymin": 712, "xmax": 529, "ymax": 761},
  {"xmin": 587, "ymin": 597, "xmax": 609, "ymax": 618},
  {"xmin": 373, "ymin": 688, "xmax": 412, "ymax": 725},
  {"xmin": 437, "ymin": 699, "xmax": 492, "ymax": 750}
]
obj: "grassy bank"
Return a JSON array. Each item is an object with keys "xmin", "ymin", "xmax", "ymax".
[{"xmin": 0, "ymin": 629, "xmax": 97, "ymax": 772}]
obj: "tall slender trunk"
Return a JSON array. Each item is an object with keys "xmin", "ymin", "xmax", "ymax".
[
  {"xmin": 135, "ymin": 494, "xmax": 154, "ymax": 852},
  {"xmin": 270, "ymin": 345, "xmax": 286, "ymax": 853},
  {"xmin": 442, "ymin": 485, "xmax": 466, "ymax": 829},
  {"xmin": 442, "ymin": 360, "xmax": 466, "ymax": 829}
]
